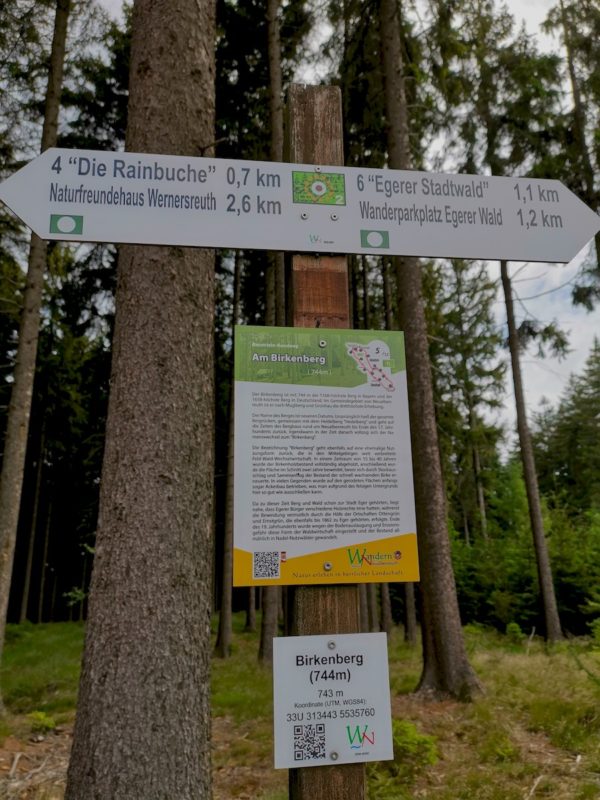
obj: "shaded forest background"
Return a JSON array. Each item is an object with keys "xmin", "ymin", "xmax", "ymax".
[{"xmin": 1, "ymin": 0, "xmax": 599, "ymax": 640}]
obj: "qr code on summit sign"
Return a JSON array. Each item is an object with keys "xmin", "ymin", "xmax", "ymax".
[
  {"xmin": 294, "ymin": 724, "xmax": 326, "ymax": 762},
  {"xmin": 253, "ymin": 551, "xmax": 280, "ymax": 579}
]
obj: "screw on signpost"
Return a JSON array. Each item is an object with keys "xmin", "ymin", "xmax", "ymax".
[{"xmin": 285, "ymin": 83, "xmax": 365, "ymax": 800}]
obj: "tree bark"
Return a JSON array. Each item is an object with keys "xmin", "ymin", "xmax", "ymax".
[
  {"xmin": 0, "ymin": 0, "xmax": 70, "ymax": 680},
  {"xmin": 380, "ymin": 583, "xmax": 393, "ymax": 635},
  {"xmin": 19, "ymin": 421, "xmax": 46, "ymax": 623},
  {"xmin": 215, "ymin": 251, "xmax": 242, "ymax": 658},
  {"xmin": 245, "ymin": 587, "xmax": 257, "ymax": 632},
  {"xmin": 367, "ymin": 583, "xmax": 379, "ymax": 631},
  {"xmin": 37, "ymin": 502, "xmax": 52, "ymax": 622},
  {"xmin": 65, "ymin": 0, "xmax": 216, "ymax": 796},
  {"xmin": 559, "ymin": 0, "xmax": 599, "ymax": 265},
  {"xmin": 267, "ymin": 0, "xmax": 286, "ymax": 322},
  {"xmin": 258, "ymin": 2, "xmax": 286, "ymax": 662},
  {"xmin": 500, "ymin": 261, "xmax": 563, "ymax": 642},
  {"xmin": 403, "ymin": 582, "xmax": 417, "ymax": 645},
  {"xmin": 379, "ymin": 0, "xmax": 481, "ymax": 698}
]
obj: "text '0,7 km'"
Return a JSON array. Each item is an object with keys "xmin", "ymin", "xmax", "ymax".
[{"xmin": 1, "ymin": 147, "xmax": 599, "ymax": 262}]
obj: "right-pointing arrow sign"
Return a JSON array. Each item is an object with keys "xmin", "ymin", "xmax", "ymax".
[{"xmin": 0, "ymin": 148, "xmax": 598, "ymax": 262}]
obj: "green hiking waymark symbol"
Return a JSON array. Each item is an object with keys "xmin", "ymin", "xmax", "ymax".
[
  {"xmin": 292, "ymin": 171, "xmax": 346, "ymax": 205},
  {"xmin": 360, "ymin": 229, "xmax": 389, "ymax": 249},
  {"xmin": 49, "ymin": 214, "xmax": 84, "ymax": 235}
]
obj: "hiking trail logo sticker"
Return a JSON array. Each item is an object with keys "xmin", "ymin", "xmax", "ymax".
[
  {"xmin": 50, "ymin": 214, "xmax": 84, "ymax": 235},
  {"xmin": 360, "ymin": 229, "xmax": 389, "ymax": 249},
  {"xmin": 292, "ymin": 171, "xmax": 346, "ymax": 205}
]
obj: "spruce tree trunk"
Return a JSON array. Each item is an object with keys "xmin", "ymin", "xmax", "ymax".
[
  {"xmin": 65, "ymin": 0, "xmax": 216, "ymax": 797},
  {"xmin": 403, "ymin": 582, "xmax": 417, "ymax": 644},
  {"xmin": 0, "ymin": 0, "xmax": 70, "ymax": 680},
  {"xmin": 215, "ymin": 251, "xmax": 242, "ymax": 658},
  {"xmin": 267, "ymin": 0, "xmax": 286, "ymax": 321},
  {"xmin": 37, "ymin": 502, "xmax": 52, "ymax": 622},
  {"xmin": 367, "ymin": 583, "xmax": 379, "ymax": 631},
  {"xmin": 559, "ymin": 0, "xmax": 599, "ymax": 265},
  {"xmin": 19, "ymin": 422, "xmax": 46, "ymax": 623},
  {"xmin": 359, "ymin": 584, "xmax": 369, "ymax": 632},
  {"xmin": 245, "ymin": 588, "xmax": 257, "ymax": 631},
  {"xmin": 380, "ymin": 583, "xmax": 393, "ymax": 635},
  {"xmin": 379, "ymin": 0, "xmax": 481, "ymax": 698},
  {"xmin": 258, "ymin": 0, "xmax": 286, "ymax": 666},
  {"xmin": 500, "ymin": 261, "xmax": 563, "ymax": 642}
]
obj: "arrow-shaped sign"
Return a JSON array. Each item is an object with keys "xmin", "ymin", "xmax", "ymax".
[{"xmin": 1, "ymin": 148, "xmax": 598, "ymax": 262}]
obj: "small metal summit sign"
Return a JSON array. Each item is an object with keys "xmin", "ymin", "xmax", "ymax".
[{"xmin": 273, "ymin": 633, "xmax": 393, "ymax": 769}]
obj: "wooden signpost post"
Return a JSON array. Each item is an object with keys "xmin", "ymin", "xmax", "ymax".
[{"xmin": 286, "ymin": 84, "xmax": 365, "ymax": 800}]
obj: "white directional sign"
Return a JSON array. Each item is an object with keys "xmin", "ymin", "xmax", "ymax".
[{"xmin": 1, "ymin": 147, "xmax": 598, "ymax": 261}]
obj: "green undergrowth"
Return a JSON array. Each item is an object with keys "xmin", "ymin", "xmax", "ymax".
[
  {"xmin": 1, "ymin": 615, "xmax": 599, "ymax": 799},
  {"xmin": 1, "ymin": 622, "xmax": 84, "ymax": 727}
]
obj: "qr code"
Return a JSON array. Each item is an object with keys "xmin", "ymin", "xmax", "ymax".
[
  {"xmin": 253, "ymin": 551, "xmax": 280, "ymax": 579},
  {"xmin": 294, "ymin": 724, "xmax": 326, "ymax": 761}
]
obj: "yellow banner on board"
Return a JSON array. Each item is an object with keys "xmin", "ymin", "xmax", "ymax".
[{"xmin": 233, "ymin": 533, "xmax": 419, "ymax": 586}]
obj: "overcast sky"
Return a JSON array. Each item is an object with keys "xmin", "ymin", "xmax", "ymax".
[{"xmin": 94, "ymin": 0, "xmax": 600, "ymax": 440}]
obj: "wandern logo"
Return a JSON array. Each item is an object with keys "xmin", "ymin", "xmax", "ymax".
[
  {"xmin": 346, "ymin": 725, "xmax": 375, "ymax": 749},
  {"xmin": 346, "ymin": 548, "xmax": 399, "ymax": 567}
]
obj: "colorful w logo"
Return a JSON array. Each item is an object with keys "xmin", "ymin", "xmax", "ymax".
[
  {"xmin": 346, "ymin": 725, "xmax": 375, "ymax": 748},
  {"xmin": 347, "ymin": 548, "xmax": 370, "ymax": 566}
]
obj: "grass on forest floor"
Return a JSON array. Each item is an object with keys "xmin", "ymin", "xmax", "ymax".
[{"xmin": 1, "ymin": 615, "xmax": 600, "ymax": 799}]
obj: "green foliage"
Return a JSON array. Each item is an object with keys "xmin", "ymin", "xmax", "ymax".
[
  {"xmin": 27, "ymin": 709, "xmax": 56, "ymax": 733},
  {"xmin": 505, "ymin": 622, "xmax": 525, "ymax": 646},
  {"xmin": 425, "ymin": 259, "xmax": 505, "ymax": 542},
  {"xmin": 533, "ymin": 340, "xmax": 600, "ymax": 516},
  {"xmin": 367, "ymin": 720, "xmax": 438, "ymax": 799},
  {"xmin": 0, "ymin": 623, "xmax": 84, "ymax": 716},
  {"xmin": 1, "ymin": 620, "xmax": 600, "ymax": 798}
]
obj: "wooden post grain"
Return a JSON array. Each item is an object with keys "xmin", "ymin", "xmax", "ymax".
[{"xmin": 286, "ymin": 84, "xmax": 365, "ymax": 800}]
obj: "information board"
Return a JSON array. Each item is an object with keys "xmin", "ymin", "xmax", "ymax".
[
  {"xmin": 273, "ymin": 633, "xmax": 393, "ymax": 769},
  {"xmin": 0, "ymin": 147, "xmax": 598, "ymax": 260},
  {"xmin": 233, "ymin": 325, "xmax": 418, "ymax": 586}
]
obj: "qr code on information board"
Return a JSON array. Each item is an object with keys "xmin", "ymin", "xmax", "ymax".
[
  {"xmin": 253, "ymin": 551, "xmax": 280, "ymax": 579},
  {"xmin": 294, "ymin": 724, "xmax": 326, "ymax": 761}
]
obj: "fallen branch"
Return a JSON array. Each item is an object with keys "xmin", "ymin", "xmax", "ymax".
[
  {"xmin": 525, "ymin": 774, "xmax": 544, "ymax": 798},
  {"xmin": 9, "ymin": 752, "xmax": 24, "ymax": 778}
]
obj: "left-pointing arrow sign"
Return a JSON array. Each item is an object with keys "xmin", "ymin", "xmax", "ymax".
[{"xmin": 1, "ymin": 147, "xmax": 599, "ymax": 262}]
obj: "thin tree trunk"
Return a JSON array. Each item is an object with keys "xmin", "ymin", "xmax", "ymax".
[
  {"xmin": 379, "ymin": 0, "xmax": 481, "ymax": 699},
  {"xmin": 245, "ymin": 587, "xmax": 256, "ymax": 632},
  {"xmin": 0, "ymin": 0, "xmax": 70, "ymax": 682},
  {"xmin": 367, "ymin": 583, "xmax": 379, "ymax": 631},
  {"xmin": 258, "ymin": 0, "xmax": 286, "ymax": 663},
  {"xmin": 380, "ymin": 583, "xmax": 393, "ymax": 635},
  {"xmin": 37, "ymin": 502, "xmax": 52, "ymax": 623},
  {"xmin": 472, "ymin": 442, "xmax": 488, "ymax": 540},
  {"xmin": 403, "ymin": 582, "xmax": 417, "ymax": 645},
  {"xmin": 559, "ymin": 0, "xmax": 599, "ymax": 265},
  {"xmin": 78, "ymin": 556, "xmax": 87, "ymax": 623},
  {"xmin": 65, "ymin": 0, "xmax": 216, "ymax": 796},
  {"xmin": 267, "ymin": 0, "xmax": 286, "ymax": 322},
  {"xmin": 361, "ymin": 255, "xmax": 371, "ymax": 328},
  {"xmin": 350, "ymin": 256, "xmax": 360, "ymax": 329},
  {"xmin": 359, "ymin": 584, "xmax": 369, "ymax": 632},
  {"xmin": 383, "ymin": 259, "xmax": 394, "ymax": 330},
  {"xmin": 19, "ymin": 422, "xmax": 46, "ymax": 623},
  {"xmin": 258, "ymin": 589, "xmax": 279, "ymax": 664},
  {"xmin": 215, "ymin": 251, "xmax": 242, "ymax": 658},
  {"xmin": 500, "ymin": 260, "xmax": 563, "ymax": 642}
]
